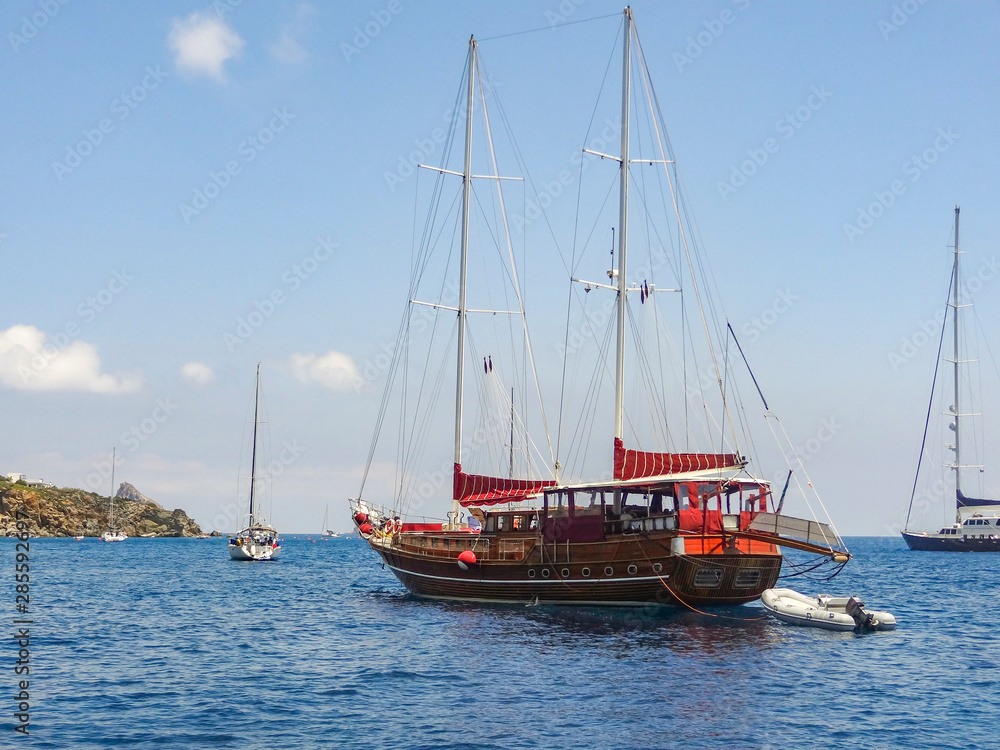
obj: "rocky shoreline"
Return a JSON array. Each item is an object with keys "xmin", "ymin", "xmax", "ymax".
[{"xmin": 0, "ymin": 478, "xmax": 203, "ymax": 538}]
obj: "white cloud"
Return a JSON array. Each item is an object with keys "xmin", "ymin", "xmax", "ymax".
[
  {"xmin": 180, "ymin": 361, "xmax": 215, "ymax": 387},
  {"xmin": 270, "ymin": 3, "xmax": 313, "ymax": 64},
  {"xmin": 168, "ymin": 12, "xmax": 244, "ymax": 81},
  {"xmin": 0, "ymin": 325, "xmax": 141, "ymax": 393},
  {"xmin": 290, "ymin": 351, "xmax": 360, "ymax": 391},
  {"xmin": 271, "ymin": 32, "xmax": 306, "ymax": 64}
]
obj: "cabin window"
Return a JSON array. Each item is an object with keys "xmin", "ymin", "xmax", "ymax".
[
  {"xmin": 693, "ymin": 568, "xmax": 723, "ymax": 588},
  {"xmin": 734, "ymin": 569, "xmax": 762, "ymax": 588},
  {"xmin": 529, "ymin": 515, "xmax": 538, "ymax": 530},
  {"xmin": 497, "ymin": 516, "xmax": 506, "ymax": 531},
  {"xmin": 512, "ymin": 515, "xmax": 523, "ymax": 531},
  {"xmin": 432, "ymin": 538, "xmax": 439, "ymax": 548},
  {"xmin": 486, "ymin": 516, "xmax": 497, "ymax": 533}
]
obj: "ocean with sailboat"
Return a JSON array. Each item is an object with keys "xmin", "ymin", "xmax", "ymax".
[
  {"xmin": 6, "ymin": 534, "xmax": 997, "ymax": 749},
  {"xmin": 6, "ymin": 4, "xmax": 1000, "ymax": 749}
]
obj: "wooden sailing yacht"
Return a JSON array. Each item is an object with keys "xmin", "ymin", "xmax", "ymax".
[
  {"xmin": 902, "ymin": 207, "xmax": 1000, "ymax": 551},
  {"xmin": 101, "ymin": 447, "xmax": 127, "ymax": 542},
  {"xmin": 229, "ymin": 365, "xmax": 281, "ymax": 561},
  {"xmin": 350, "ymin": 8, "xmax": 849, "ymax": 605}
]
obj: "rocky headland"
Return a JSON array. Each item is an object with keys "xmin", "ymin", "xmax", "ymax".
[{"xmin": 0, "ymin": 477, "xmax": 202, "ymax": 537}]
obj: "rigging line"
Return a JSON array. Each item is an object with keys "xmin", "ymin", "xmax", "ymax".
[
  {"xmin": 764, "ymin": 413, "xmax": 846, "ymax": 551},
  {"xmin": 632, "ymin": 30, "xmax": 740, "ymax": 458},
  {"xmin": 726, "ymin": 322, "xmax": 769, "ymax": 411},
  {"xmin": 625, "ymin": 301, "xmax": 671, "ymax": 448},
  {"xmin": 478, "ymin": 11, "xmax": 621, "ymax": 42},
  {"xmin": 566, "ymin": 312, "xmax": 616, "ymax": 476},
  {"xmin": 905, "ymin": 270, "xmax": 954, "ymax": 529},
  {"xmin": 475, "ymin": 62, "xmax": 557, "ymax": 473}
]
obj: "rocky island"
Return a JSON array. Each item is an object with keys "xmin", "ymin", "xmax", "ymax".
[{"xmin": 0, "ymin": 476, "xmax": 203, "ymax": 537}]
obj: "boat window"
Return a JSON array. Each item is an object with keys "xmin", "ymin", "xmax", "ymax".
[
  {"xmin": 734, "ymin": 569, "xmax": 762, "ymax": 588},
  {"xmin": 512, "ymin": 515, "xmax": 523, "ymax": 531},
  {"xmin": 528, "ymin": 515, "xmax": 538, "ymax": 530},
  {"xmin": 486, "ymin": 516, "xmax": 497, "ymax": 533},
  {"xmin": 497, "ymin": 516, "xmax": 505, "ymax": 531},
  {"xmin": 693, "ymin": 568, "xmax": 723, "ymax": 588}
]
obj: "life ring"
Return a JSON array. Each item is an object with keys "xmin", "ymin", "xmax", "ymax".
[{"xmin": 386, "ymin": 518, "xmax": 402, "ymax": 535}]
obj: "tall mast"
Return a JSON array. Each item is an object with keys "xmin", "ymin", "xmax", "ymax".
[
  {"xmin": 952, "ymin": 206, "xmax": 961, "ymax": 519},
  {"xmin": 249, "ymin": 363, "xmax": 260, "ymax": 525},
  {"xmin": 453, "ymin": 36, "xmax": 476, "ymax": 516},
  {"xmin": 614, "ymin": 7, "xmax": 632, "ymax": 441},
  {"xmin": 109, "ymin": 446, "xmax": 116, "ymax": 529}
]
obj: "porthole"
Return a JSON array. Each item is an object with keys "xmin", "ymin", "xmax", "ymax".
[
  {"xmin": 542, "ymin": 568, "xmax": 550, "ymax": 578},
  {"xmin": 604, "ymin": 566, "xmax": 614, "ymax": 576},
  {"xmin": 561, "ymin": 568, "xmax": 570, "ymax": 578},
  {"xmin": 528, "ymin": 569, "xmax": 536, "ymax": 578},
  {"xmin": 627, "ymin": 564, "xmax": 638, "ymax": 575},
  {"xmin": 652, "ymin": 563, "xmax": 663, "ymax": 573},
  {"xmin": 581, "ymin": 567, "xmax": 591, "ymax": 577}
]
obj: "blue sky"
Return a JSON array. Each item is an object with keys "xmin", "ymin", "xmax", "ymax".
[{"xmin": 2, "ymin": 0, "xmax": 999, "ymax": 535}]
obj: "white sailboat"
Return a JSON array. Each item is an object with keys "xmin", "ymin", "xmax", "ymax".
[
  {"xmin": 322, "ymin": 505, "xmax": 338, "ymax": 537},
  {"xmin": 101, "ymin": 447, "xmax": 127, "ymax": 542},
  {"xmin": 902, "ymin": 207, "xmax": 1000, "ymax": 550},
  {"xmin": 229, "ymin": 364, "xmax": 281, "ymax": 561}
]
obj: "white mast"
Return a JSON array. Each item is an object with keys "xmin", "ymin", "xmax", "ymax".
[
  {"xmin": 951, "ymin": 206, "xmax": 962, "ymax": 520},
  {"xmin": 614, "ymin": 7, "xmax": 632, "ymax": 442},
  {"xmin": 453, "ymin": 36, "xmax": 476, "ymax": 517},
  {"xmin": 109, "ymin": 446, "xmax": 116, "ymax": 530},
  {"xmin": 249, "ymin": 363, "xmax": 260, "ymax": 526}
]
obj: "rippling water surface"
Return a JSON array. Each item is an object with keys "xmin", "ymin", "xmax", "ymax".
[{"xmin": 4, "ymin": 536, "xmax": 997, "ymax": 749}]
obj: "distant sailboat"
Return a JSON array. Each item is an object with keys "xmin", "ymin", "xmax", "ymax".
[
  {"xmin": 101, "ymin": 447, "xmax": 127, "ymax": 542},
  {"xmin": 322, "ymin": 504, "xmax": 338, "ymax": 537},
  {"xmin": 902, "ymin": 207, "xmax": 1000, "ymax": 551},
  {"xmin": 228, "ymin": 365, "xmax": 281, "ymax": 561}
]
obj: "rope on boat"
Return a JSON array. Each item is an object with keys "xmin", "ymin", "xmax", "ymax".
[{"xmin": 636, "ymin": 542, "xmax": 769, "ymax": 622}]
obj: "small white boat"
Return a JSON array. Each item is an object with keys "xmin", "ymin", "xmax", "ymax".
[
  {"xmin": 101, "ymin": 447, "xmax": 128, "ymax": 543},
  {"xmin": 228, "ymin": 365, "xmax": 281, "ymax": 562},
  {"xmin": 761, "ymin": 588, "xmax": 896, "ymax": 632}
]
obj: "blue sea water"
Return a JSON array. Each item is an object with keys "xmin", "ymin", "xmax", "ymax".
[{"xmin": 2, "ymin": 535, "xmax": 997, "ymax": 749}]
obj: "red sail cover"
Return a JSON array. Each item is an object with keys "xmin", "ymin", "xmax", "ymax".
[
  {"xmin": 454, "ymin": 463, "xmax": 556, "ymax": 507},
  {"xmin": 613, "ymin": 438, "xmax": 740, "ymax": 480}
]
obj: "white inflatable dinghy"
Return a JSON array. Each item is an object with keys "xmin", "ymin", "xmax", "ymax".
[{"xmin": 760, "ymin": 588, "xmax": 896, "ymax": 632}]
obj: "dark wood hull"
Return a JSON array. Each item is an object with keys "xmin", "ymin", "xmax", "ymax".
[
  {"xmin": 902, "ymin": 531, "xmax": 1000, "ymax": 552},
  {"xmin": 364, "ymin": 532, "xmax": 781, "ymax": 606}
]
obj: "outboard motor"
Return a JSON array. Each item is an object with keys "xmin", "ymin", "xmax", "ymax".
[{"xmin": 846, "ymin": 596, "xmax": 876, "ymax": 631}]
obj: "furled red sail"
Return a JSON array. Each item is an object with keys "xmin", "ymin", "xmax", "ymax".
[
  {"xmin": 454, "ymin": 463, "xmax": 555, "ymax": 507},
  {"xmin": 613, "ymin": 438, "xmax": 742, "ymax": 480}
]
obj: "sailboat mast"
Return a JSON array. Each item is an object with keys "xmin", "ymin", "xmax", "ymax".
[
  {"xmin": 453, "ymin": 36, "xmax": 476, "ymax": 516},
  {"xmin": 614, "ymin": 7, "xmax": 632, "ymax": 441},
  {"xmin": 109, "ymin": 446, "xmax": 116, "ymax": 528},
  {"xmin": 952, "ymin": 206, "xmax": 962, "ymax": 517},
  {"xmin": 249, "ymin": 363, "xmax": 260, "ymax": 525}
]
